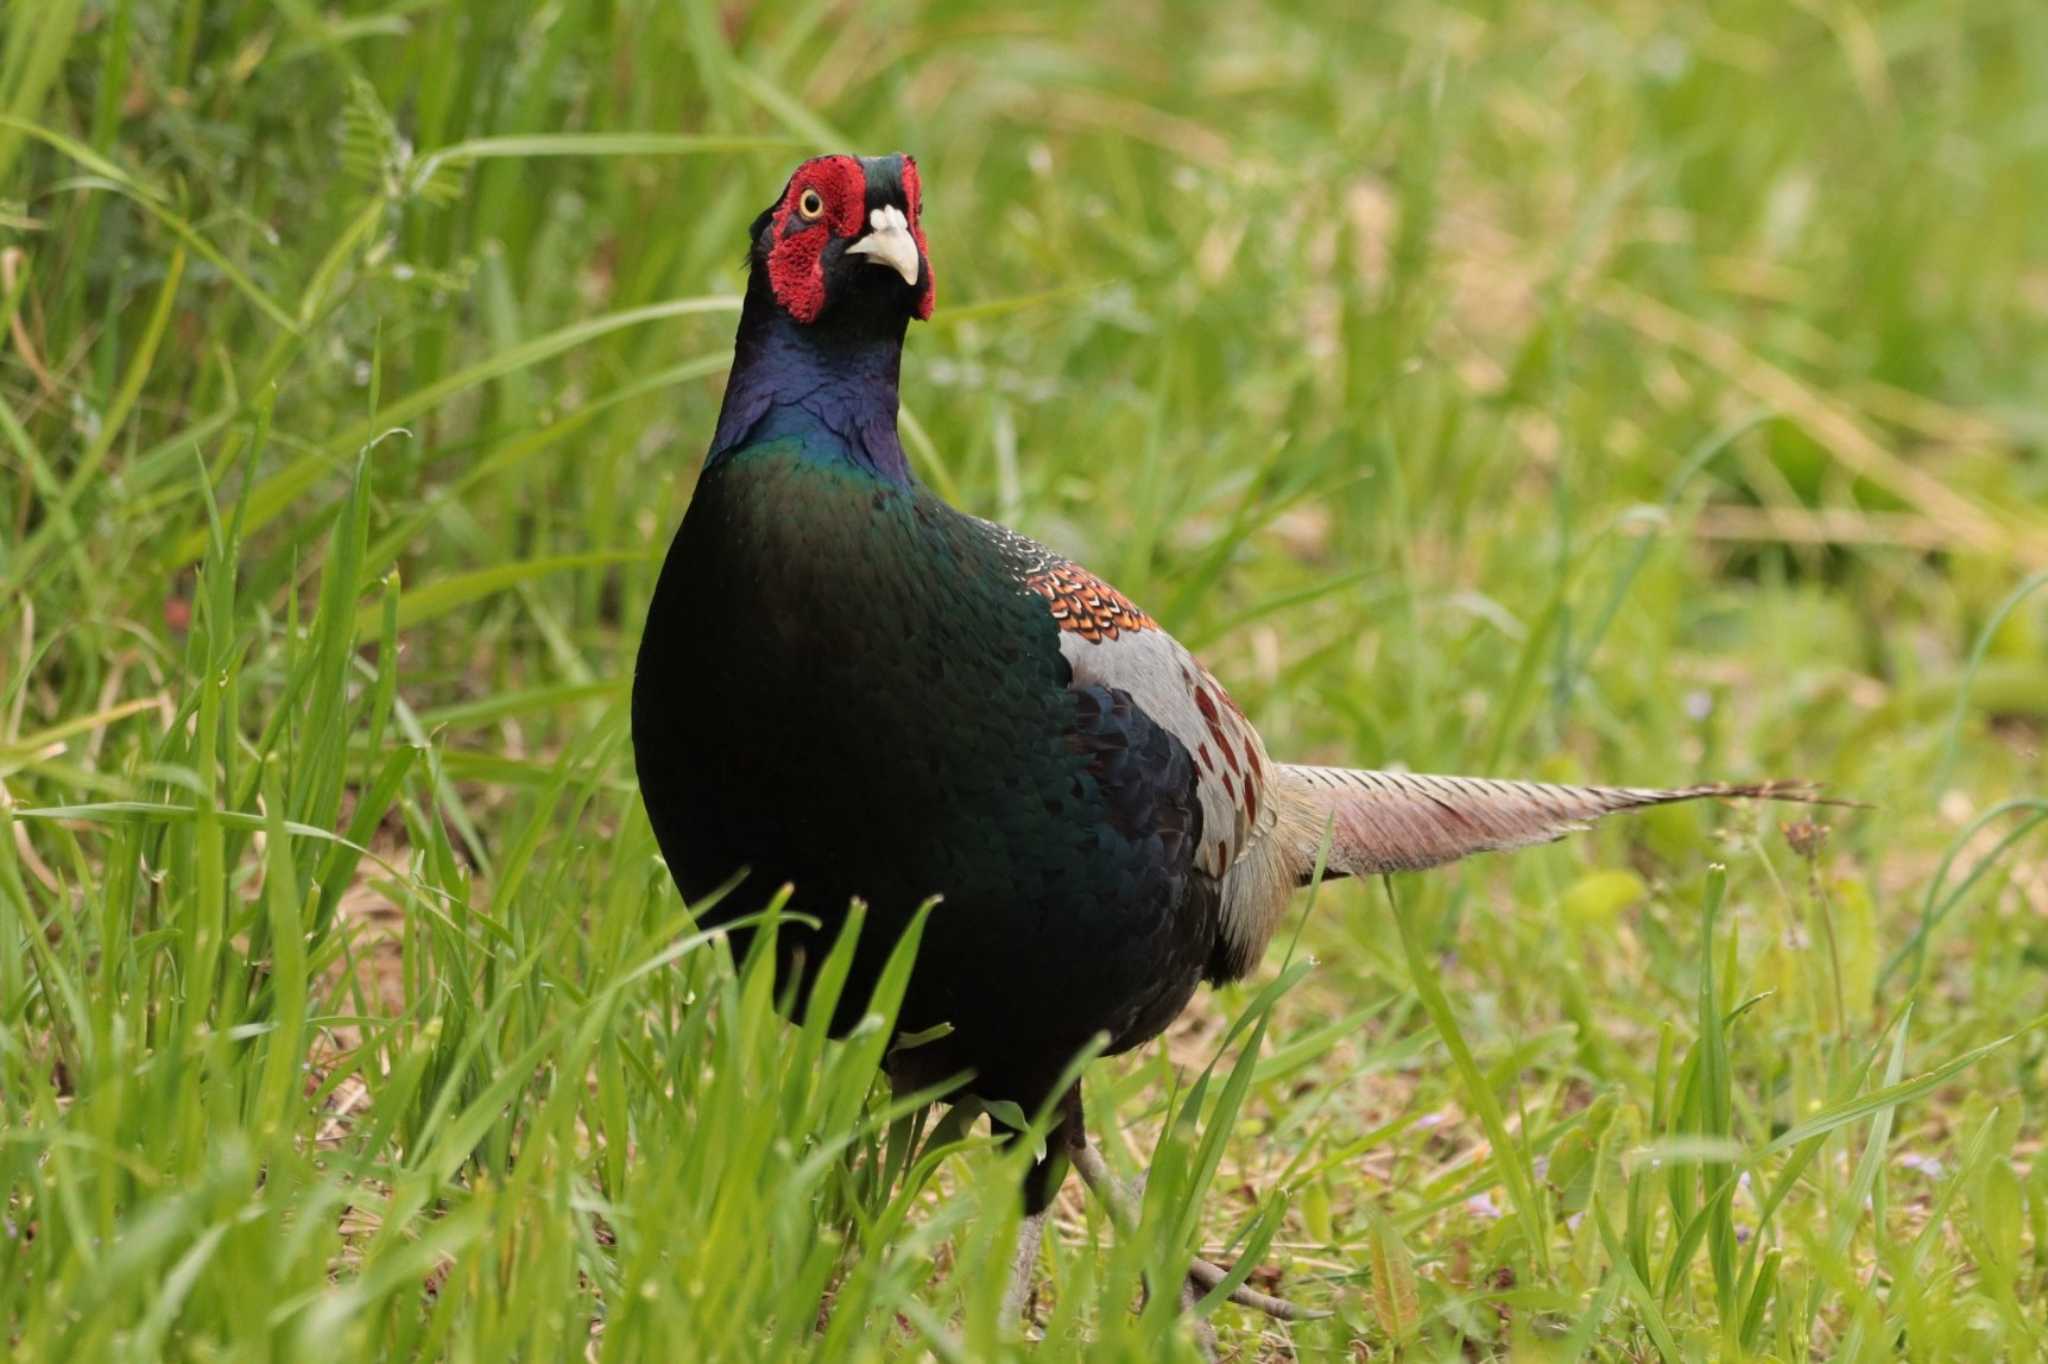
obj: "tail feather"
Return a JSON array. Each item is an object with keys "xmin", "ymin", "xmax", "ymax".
[{"xmin": 1274, "ymin": 766, "xmax": 1841, "ymax": 883}]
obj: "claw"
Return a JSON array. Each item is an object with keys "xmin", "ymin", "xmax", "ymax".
[
  {"xmin": 1069, "ymin": 1137, "xmax": 1330, "ymax": 1325},
  {"xmin": 1003, "ymin": 1093, "xmax": 1329, "ymax": 1342},
  {"xmin": 1186, "ymin": 1255, "xmax": 1334, "ymax": 1322}
]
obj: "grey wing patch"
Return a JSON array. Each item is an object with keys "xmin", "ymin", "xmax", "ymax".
[
  {"xmin": 1054, "ymin": 626, "xmax": 1276, "ymax": 881},
  {"xmin": 967, "ymin": 516, "xmax": 1292, "ymax": 957}
]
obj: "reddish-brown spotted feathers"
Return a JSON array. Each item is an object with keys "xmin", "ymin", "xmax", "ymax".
[
  {"xmin": 1026, "ymin": 563, "xmax": 1156, "ymax": 642},
  {"xmin": 1192, "ymin": 679, "xmax": 1263, "ymax": 834},
  {"xmin": 1013, "ymin": 540, "xmax": 1271, "ymax": 884},
  {"xmin": 900, "ymin": 155, "xmax": 935, "ymax": 321},
  {"xmin": 766, "ymin": 156, "xmax": 867, "ymax": 323}
]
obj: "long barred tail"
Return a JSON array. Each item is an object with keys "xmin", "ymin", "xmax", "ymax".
[{"xmin": 1273, "ymin": 766, "xmax": 1844, "ymax": 882}]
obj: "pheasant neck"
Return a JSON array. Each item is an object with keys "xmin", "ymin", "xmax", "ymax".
[{"xmin": 707, "ymin": 282, "xmax": 913, "ymax": 485}]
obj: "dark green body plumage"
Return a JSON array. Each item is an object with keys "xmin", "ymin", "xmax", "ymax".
[{"xmin": 634, "ymin": 442, "xmax": 1220, "ymax": 1109}]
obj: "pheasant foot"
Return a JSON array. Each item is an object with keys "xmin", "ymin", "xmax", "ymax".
[{"xmin": 1069, "ymin": 1137, "xmax": 1331, "ymax": 1325}]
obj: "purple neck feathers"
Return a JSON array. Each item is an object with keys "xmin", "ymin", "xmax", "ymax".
[{"xmin": 707, "ymin": 284, "xmax": 913, "ymax": 485}]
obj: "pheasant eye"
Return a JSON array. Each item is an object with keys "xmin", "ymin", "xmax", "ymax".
[{"xmin": 797, "ymin": 188, "xmax": 825, "ymax": 221}]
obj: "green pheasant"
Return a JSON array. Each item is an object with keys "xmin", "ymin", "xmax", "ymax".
[{"xmin": 632, "ymin": 152, "xmax": 1826, "ymax": 1341}]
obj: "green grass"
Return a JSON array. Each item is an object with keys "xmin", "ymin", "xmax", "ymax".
[{"xmin": 4, "ymin": 1, "xmax": 2047, "ymax": 1359}]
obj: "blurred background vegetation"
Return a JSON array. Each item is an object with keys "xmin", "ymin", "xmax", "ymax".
[{"xmin": 2, "ymin": 1, "xmax": 2045, "ymax": 1359}]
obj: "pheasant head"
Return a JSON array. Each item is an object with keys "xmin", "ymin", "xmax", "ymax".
[{"xmin": 751, "ymin": 153, "xmax": 933, "ymax": 327}]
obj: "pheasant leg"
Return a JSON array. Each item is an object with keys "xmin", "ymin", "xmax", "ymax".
[
  {"xmin": 1069, "ymin": 1138, "xmax": 1330, "ymax": 1324},
  {"xmin": 1176, "ymin": 1273, "xmax": 1222, "ymax": 1361},
  {"xmin": 1002, "ymin": 1207, "xmax": 1047, "ymax": 1328}
]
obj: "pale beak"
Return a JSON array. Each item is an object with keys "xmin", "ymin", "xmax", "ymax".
[{"xmin": 847, "ymin": 205, "xmax": 920, "ymax": 287}]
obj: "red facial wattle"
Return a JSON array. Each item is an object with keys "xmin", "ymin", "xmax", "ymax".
[
  {"xmin": 765, "ymin": 155, "xmax": 867, "ymax": 324},
  {"xmin": 901, "ymin": 155, "xmax": 934, "ymax": 321},
  {"xmin": 764, "ymin": 154, "xmax": 931, "ymax": 325}
]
